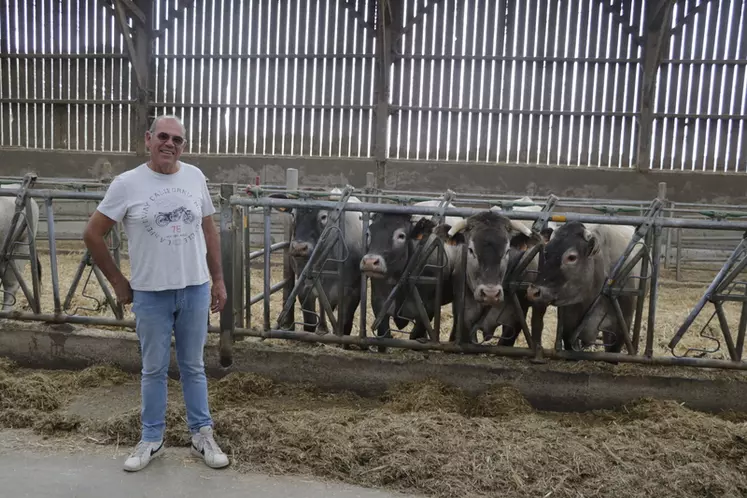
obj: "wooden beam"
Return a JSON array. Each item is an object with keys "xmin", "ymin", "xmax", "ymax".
[
  {"xmin": 101, "ymin": 0, "xmax": 146, "ymax": 25},
  {"xmin": 373, "ymin": 0, "xmax": 394, "ymax": 188},
  {"xmin": 343, "ymin": 0, "xmax": 376, "ymax": 31},
  {"xmin": 111, "ymin": 0, "xmax": 145, "ymax": 90},
  {"xmin": 636, "ymin": 0, "xmax": 675, "ymax": 172}
]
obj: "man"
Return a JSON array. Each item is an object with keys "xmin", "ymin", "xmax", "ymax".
[{"xmin": 83, "ymin": 114, "xmax": 230, "ymax": 472}]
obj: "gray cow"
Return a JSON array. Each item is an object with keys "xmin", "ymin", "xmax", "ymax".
[
  {"xmin": 359, "ymin": 200, "xmax": 465, "ymax": 342},
  {"xmin": 270, "ymin": 189, "xmax": 365, "ymax": 337},
  {"xmin": 526, "ymin": 221, "xmax": 642, "ymax": 352},
  {"xmin": 0, "ymin": 185, "xmax": 42, "ymax": 311},
  {"xmin": 426, "ymin": 211, "xmax": 548, "ymax": 346}
]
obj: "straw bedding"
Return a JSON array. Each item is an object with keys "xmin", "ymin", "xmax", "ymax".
[{"xmin": 1, "ymin": 360, "xmax": 746, "ymax": 498}]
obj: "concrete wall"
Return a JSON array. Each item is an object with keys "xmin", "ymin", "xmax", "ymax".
[
  {"xmin": 2, "ymin": 321, "xmax": 747, "ymax": 415},
  {"xmin": 2, "ymin": 149, "xmax": 747, "ymax": 204}
]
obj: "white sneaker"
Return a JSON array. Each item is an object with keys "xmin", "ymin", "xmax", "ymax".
[
  {"xmin": 190, "ymin": 426, "xmax": 229, "ymax": 469},
  {"xmin": 123, "ymin": 440, "xmax": 164, "ymax": 472}
]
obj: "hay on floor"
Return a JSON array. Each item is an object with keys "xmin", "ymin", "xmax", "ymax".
[{"xmin": 1, "ymin": 361, "xmax": 746, "ymax": 498}]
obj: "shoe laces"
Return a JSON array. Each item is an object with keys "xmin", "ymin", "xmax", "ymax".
[
  {"xmin": 200, "ymin": 433, "xmax": 222, "ymax": 454},
  {"xmin": 130, "ymin": 441, "xmax": 154, "ymax": 459}
]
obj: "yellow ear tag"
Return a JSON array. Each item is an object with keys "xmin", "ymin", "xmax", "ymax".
[{"xmin": 414, "ymin": 233, "xmax": 423, "ymax": 240}]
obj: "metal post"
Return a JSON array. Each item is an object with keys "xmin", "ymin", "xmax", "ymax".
[
  {"xmin": 280, "ymin": 168, "xmax": 298, "ymax": 330},
  {"xmin": 359, "ymin": 172, "xmax": 375, "ymax": 340},
  {"xmin": 24, "ymin": 200, "xmax": 41, "ymax": 314},
  {"xmin": 218, "ymin": 184, "xmax": 234, "ymax": 367},
  {"xmin": 263, "ymin": 207, "xmax": 273, "ymax": 334},
  {"xmin": 645, "ymin": 224, "xmax": 663, "ymax": 358},
  {"xmin": 45, "ymin": 199, "xmax": 62, "ymax": 314},
  {"xmin": 232, "ymin": 197, "xmax": 244, "ymax": 329}
]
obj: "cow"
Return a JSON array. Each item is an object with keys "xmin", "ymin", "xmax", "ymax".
[
  {"xmin": 268, "ymin": 188, "xmax": 365, "ymax": 339},
  {"xmin": 359, "ymin": 200, "xmax": 466, "ymax": 343},
  {"xmin": 0, "ymin": 184, "xmax": 42, "ymax": 311},
  {"xmin": 525, "ymin": 221, "xmax": 642, "ymax": 353},
  {"xmin": 423, "ymin": 210, "xmax": 548, "ymax": 347}
]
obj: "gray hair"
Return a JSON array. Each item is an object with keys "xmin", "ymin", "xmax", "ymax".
[{"xmin": 149, "ymin": 114, "xmax": 186, "ymax": 135}]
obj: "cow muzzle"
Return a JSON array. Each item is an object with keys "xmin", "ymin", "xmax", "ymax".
[
  {"xmin": 290, "ymin": 240, "xmax": 313, "ymax": 257},
  {"xmin": 526, "ymin": 284, "xmax": 553, "ymax": 305},
  {"xmin": 474, "ymin": 284, "xmax": 504, "ymax": 306},
  {"xmin": 360, "ymin": 254, "xmax": 387, "ymax": 278}
]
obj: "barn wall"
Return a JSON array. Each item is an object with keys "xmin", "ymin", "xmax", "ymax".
[{"xmin": 1, "ymin": 149, "xmax": 745, "ymax": 205}]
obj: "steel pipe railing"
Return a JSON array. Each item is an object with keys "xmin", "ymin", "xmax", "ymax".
[{"xmin": 1, "ymin": 172, "xmax": 746, "ymax": 375}]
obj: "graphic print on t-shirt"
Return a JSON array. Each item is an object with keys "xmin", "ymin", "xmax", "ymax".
[{"xmin": 139, "ymin": 187, "xmax": 202, "ymax": 246}]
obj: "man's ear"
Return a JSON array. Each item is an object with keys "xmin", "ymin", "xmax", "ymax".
[{"xmin": 410, "ymin": 218, "xmax": 436, "ymax": 241}]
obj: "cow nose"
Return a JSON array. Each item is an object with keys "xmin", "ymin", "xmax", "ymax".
[
  {"xmin": 290, "ymin": 241, "xmax": 311, "ymax": 256},
  {"xmin": 360, "ymin": 254, "xmax": 386, "ymax": 274},
  {"xmin": 526, "ymin": 284, "xmax": 542, "ymax": 302},
  {"xmin": 476, "ymin": 284, "xmax": 503, "ymax": 303}
]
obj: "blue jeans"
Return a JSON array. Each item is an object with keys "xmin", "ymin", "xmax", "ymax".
[{"xmin": 132, "ymin": 282, "xmax": 212, "ymax": 442}]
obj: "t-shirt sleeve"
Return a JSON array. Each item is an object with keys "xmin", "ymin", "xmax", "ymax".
[
  {"xmin": 200, "ymin": 174, "xmax": 216, "ymax": 217},
  {"xmin": 96, "ymin": 175, "xmax": 129, "ymax": 222}
]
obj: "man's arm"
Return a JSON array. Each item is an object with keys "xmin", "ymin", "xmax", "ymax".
[
  {"xmin": 202, "ymin": 214, "xmax": 226, "ymax": 312},
  {"xmin": 83, "ymin": 211, "xmax": 132, "ymax": 304}
]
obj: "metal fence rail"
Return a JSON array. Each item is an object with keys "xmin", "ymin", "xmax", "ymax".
[{"xmin": 0, "ymin": 171, "xmax": 746, "ymax": 373}]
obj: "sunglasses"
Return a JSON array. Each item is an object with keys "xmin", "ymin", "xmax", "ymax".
[{"xmin": 153, "ymin": 131, "xmax": 185, "ymax": 146}]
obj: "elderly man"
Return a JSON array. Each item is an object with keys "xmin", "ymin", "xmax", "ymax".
[{"xmin": 83, "ymin": 115, "xmax": 230, "ymax": 472}]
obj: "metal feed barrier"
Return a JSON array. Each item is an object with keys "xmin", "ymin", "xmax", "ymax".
[{"xmin": 0, "ymin": 172, "xmax": 746, "ymax": 373}]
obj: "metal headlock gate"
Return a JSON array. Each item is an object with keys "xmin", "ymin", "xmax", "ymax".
[
  {"xmin": 0, "ymin": 174, "xmax": 746, "ymax": 374},
  {"xmin": 224, "ymin": 178, "xmax": 747, "ymax": 371}
]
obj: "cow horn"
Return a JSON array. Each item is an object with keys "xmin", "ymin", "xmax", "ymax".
[
  {"xmin": 447, "ymin": 218, "xmax": 469, "ymax": 237},
  {"xmin": 509, "ymin": 219, "xmax": 533, "ymax": 237}
]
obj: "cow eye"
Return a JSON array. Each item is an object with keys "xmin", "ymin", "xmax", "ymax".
[
  {"xmin": 397, "ymin": 232, "xmax": 406, "ymax": 240},
  {"xmin": 565, "ymin": 253, "xmax": 578, "ymax": 264}
]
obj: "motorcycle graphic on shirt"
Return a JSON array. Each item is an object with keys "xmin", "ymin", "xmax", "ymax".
[{"xmin": 154, "ymin": 206, "xmax": 196, "ymax": 227}]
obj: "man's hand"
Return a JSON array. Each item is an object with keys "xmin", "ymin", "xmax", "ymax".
[
  {"xmin": 211, "ymin": 279, "xmax": 227, "ymax": 313},
  {"xmin": 113, "ymin": 277, "xmax": 133, "ymax": 306}
]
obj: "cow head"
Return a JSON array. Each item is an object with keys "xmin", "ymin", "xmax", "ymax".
[
  {"xmin": 265, "ymin": 192, "xmax": 334, "ymax": 259},
  {"xmin": 434, "ymin": 211, "xmax": 537, "ymax": 307},
  {"xmin": 526, "ymin": 221, "xmax": 602, "ymax": 307},
  {"xmin": 359, "ymin": 213, "xmax": 433, "ymax": 280}
]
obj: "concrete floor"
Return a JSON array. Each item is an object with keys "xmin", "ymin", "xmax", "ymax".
[{"xmin": 0, "ymin": 430, "xmax": 418, "ymax": 498}]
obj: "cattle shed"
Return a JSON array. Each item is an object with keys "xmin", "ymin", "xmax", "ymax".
[{"xmin": 2, "ymin": 3, "xmax": 747, "ymax": 496}]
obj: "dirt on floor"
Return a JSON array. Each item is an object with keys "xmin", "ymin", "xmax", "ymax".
[{"xmin": 1, "ymin": 359, "xmax": 746, "ymax": 498}]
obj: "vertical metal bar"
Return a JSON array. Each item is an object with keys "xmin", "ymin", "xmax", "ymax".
[
  {"xmin": 218, "ymin": 183, "xmax": 234, "ymax": 367},
  {"xmin": 359, "ymin": 171, "xmax": 374, "ymax": 339},
  {"xmin": 24, "ymin": 199, "xmax": 41, "ymax": 314},
  {"xmin": 714, "ymin": 301, "xmax": 739, "ymax": 361},
  {"xmin": 665, "ymin": 200, "xmax": 674, "ymax": 268},
  {"xmin": 280, "ymin": 167, "xmax": 298, "ymax": 330},
  {"xmin": 244, "ymin": 206, "xmax": 252, "ymax": 329},
  {"xmin": 737, "ymin": 285, "xmax": 747, "ymax": 361},
  {"xmin": 263, "ymin": 206, "xmax": 272, "ymax": 334},
  {"xmin": 337, "ymin": 197, "xmax": 346, "ymax": 337},
  {"xmin": 645, "ymin": 225, "xmax": 662, "ymax": 358},
  {"xmin": 631, "ymin": 228, "xmax": 651, "ymax": 354},
  {"xmin": 45, "ymin": 198, "xmax": 61, "ymax": 314},
  {"xmin": 675, "ymin": 227, "xmax": 682, "ymax": 281},
  {"xmin": 232, "ymin": 200, "xmax": 244, "ymax": 328}
]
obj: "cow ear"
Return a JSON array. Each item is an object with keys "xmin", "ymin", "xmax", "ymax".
[
  {"xmin": 540, "ymin": 227, "xmax": 554, "ymax": 243},
  {"xmin": 411, "ymin": 218, "xmax": 436, "ymax": 241},
  {"xmin": 583, "ymin": 228, "xmax": 600, "ymax": 256},
  {"xmin": 268, "ymin": 193, "xmax": 293, "ymax": 213}
]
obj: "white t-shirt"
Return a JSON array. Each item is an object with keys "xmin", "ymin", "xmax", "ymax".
[{"xmin": 96, "ymin": 162, "xmax": 217, "ymax": 292}]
